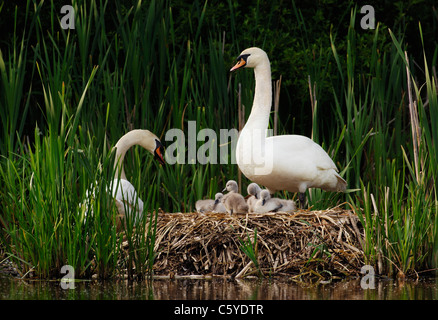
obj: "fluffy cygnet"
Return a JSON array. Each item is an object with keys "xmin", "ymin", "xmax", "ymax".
[
  {"xmin": 195, "ymin": 199, "xmax": 213, "ymax": 213},
  {"xmin": 253, "ymin": 190, "xmax": 296, "ymax": 213},
  {"xmin": 246, "ymin": 182, "xmax": 262, "ymax": 213},
  {"xmin": 277, "ymin": 198, "xmax": 296, "ymax": 213},
  {"xmin": 215, "ymin": 192, "xmax": 248, "ymax": 215},
  {"xmin": 223, "ymin": 180, "xmax": 239, "ymax": 193},
  {"xmin": 195, "ymin": 194, "xmax": 227, "ymax": 213},
  {"xmin": 221, "ymin": 179, "xmax": 239, "ymax": 204}
]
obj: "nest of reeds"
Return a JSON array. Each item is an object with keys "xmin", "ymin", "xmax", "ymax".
[{"xmin": 147, "ymin": 207, "xmax": 365, "ymax": 280}]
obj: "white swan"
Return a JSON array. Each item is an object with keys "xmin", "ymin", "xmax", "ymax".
[
  {"xmin": 112, "ymin": 129, "xmax": 165, "ymax": 222},
  {"xmin": 230, "ymin": 47, "xmax": 347, "ymax": 208},
  {"xmin": 84, "ymin": 129, "xmax": 165, "ymax": 227}
]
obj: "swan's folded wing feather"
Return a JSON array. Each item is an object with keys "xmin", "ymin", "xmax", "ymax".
[
  {"xmin": 268, "ymin": 135, "xmax": 338, "ymax": 171},
  {"xmin": 111, "ymin": 178, "xmax": 143, "ymax": 211}
]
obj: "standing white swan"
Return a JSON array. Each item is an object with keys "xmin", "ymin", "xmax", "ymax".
[
  {"xmin": 84, "ymin": 129, "xmax": 165, "ymax": 228},
  {"xmin": 230, "ymin": 47, "xmax": 346, "ymax": 207}
]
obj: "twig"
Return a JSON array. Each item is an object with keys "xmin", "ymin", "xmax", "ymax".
[
  {"xmin": 237, "ymin": 83, "xmax": 243, "ymax": 194},
  {"xmin": 273, "ymin": 75, "xmax": 282, "ymax": 136},
  {"xmin": 405, "ymin": 51, "xmax": 421, "ymax": 184},
  {"xmin": 235, "ymin": 261, "xmax": 253, "ymax": 278}
]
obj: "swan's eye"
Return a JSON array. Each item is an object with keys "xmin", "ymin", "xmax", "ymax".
[
  {"xmin": 237, "ymin": 54, "xmax": 250, "ymax": 62},
  {"xmin": 230, "ymin": 54, "xmax": 250, "ymax": 71},
  {"xmin": 154, "ymin": 139, "xmax": 165, "ymax": 165}
]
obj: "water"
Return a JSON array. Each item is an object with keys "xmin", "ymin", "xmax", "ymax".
[{"xmin": 1, "ymin": 275, "xmax": 437, "ymax": 300}]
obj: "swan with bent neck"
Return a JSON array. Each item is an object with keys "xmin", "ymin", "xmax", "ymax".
[
  {"xmin": 230, "ymin": 47, "xmax": 347, "ymax": 207},
  {"xmin": 111, "ymin": 129, "xmax": 165, "ymax": 225}
]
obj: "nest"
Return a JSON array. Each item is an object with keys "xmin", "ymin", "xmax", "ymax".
[{"xmin": 147, "ymin": 207, "xmax": 365, "ymax": 280}]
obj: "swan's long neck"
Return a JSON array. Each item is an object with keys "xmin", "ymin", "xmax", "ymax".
[
  {"xmin": 243, "ymin": 60, "xmax": 272, "ymax": 132},
  {"xmin": 236, "ymin": 55, "xmax": 273, "ymax": 177},
  {"xmin": 114, "ymin": 130, "xmax": 144, "ymax": 180}
]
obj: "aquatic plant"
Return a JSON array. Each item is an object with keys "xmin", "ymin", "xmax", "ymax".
[{"xmin": 237, "ymin": 227, "xmax": 262, "ymax": 277}]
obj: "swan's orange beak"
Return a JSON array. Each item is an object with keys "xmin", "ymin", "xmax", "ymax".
[
  {"xmin": 154, "ymin": 140, "xmax": 165, "ymax": 166},
  {"xmin": 230, "ymin": 58, "xmax": 246, "ymax": 72}
]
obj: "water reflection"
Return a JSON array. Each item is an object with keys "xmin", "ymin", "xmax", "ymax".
[{"xmin": 1, "ymin": 275, "xmax": 437, "ymax": 300}]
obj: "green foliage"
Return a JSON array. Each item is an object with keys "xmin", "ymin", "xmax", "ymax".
[{"xmin": 238, "ymin": 227, "xmax": 262, "ymax": 276}]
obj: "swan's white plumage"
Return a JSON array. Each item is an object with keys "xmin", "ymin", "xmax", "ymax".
[
  {"xmin": 255, "ymin": 134, "xmax": 344, "ymax": 194},
  {"xmin": 231, "ymin": 47, "xmax": 346, "ymax": 203},
  {"xmin": 111, "ymin": 178, "xmax": 144, "ymax": 219},
  {"xmin": 83, "ymin": 129, "xmax": 164, "ymax": 226}
]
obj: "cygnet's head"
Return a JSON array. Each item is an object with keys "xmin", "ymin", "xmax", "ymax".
[
  {"xmin": 260, "ymin": 190, "xmax": 271, "ymax": 206},
  {"xmin": 223, "ymin": 180, "xmax": 238, "ymax": 193},
  {"xmin": 214, "ymin": 192, "xmax": 224, "ymax": 204},
  {"xmin": 247, "ymin": 183, "xmax": 261, "ymax": 198},
  {"xmin": 230, "ymin": 47, "xmax": 269, "ymax": 71}
]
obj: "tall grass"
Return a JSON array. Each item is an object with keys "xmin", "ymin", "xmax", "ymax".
[
  {"xmin": 293, "ymin": 6, "xmax": 438, "ymax": 277},
  {"xmin": 0, "ymin": 0, "xmax": 437, "ymax": 279},
  {"xmin": 330, "ymin": 18, "xmax": 437, "ymax": 276},
  {"xmin": 0, "ymin": 3, "xmax": 34, "ymax": 154}
]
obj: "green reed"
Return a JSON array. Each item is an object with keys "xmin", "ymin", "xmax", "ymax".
[
  {"xmin": 293, "ymin": 5, "xmax": 438, "ymax": 276},
  {"xmin": 0, "ymin": 3, "xmax": 34, "ymax": 154},
  {"xmin": 238, "ymin": 227, "xmax": 262, "ymax": 277}
]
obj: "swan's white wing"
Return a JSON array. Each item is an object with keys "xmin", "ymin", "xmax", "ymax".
[
  {"xmin": 111, "ymin": 178, "xmax": 137, "ymax": 202},
  {"xmin": 268, "ymin": 135, "xmax": 338, "ymax": 171},
  {"xmin": 241, "ymin": 135, "xmax": 343, "ymax": 193},
  {"xmin": 80, "ymin": 179, "xmax": 144, "ymax": 226},
  {"xmin": 111, "ymin": 178, "xmax": 144, "ymax": 218}
]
